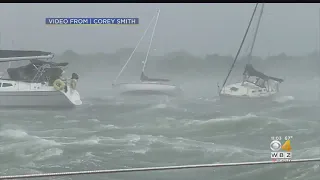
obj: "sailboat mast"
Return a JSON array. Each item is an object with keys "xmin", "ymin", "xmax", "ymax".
[
  {"xmin": 220, "ymin": 3, "xmax": 259, "ymax": 91},
  {"xmin": 9, "ymin": 40, "xmax": 15, "ymax": 68},
  {"xmin": 248, "ymin": 3, "xmax": 264, "ymax": 64},
  {"xmin": 318, "ymin": 8, "xmax": 320, "ymax": 57},
  {"xmin": 141, "ymin": 9, "xmax": 160, "ymax": 73},
  {"xmin": 112, "ymin": 13, "xmax": 157, "ymax": 84}
]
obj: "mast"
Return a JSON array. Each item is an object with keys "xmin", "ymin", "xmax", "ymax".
[
  {"xmin": 247, "ymin": 3, "xmax": 264, "ymax": 64},
  {"xmin": 112, "ymin": 12, "xmax": 157, "ymax": 85},
  {"xmin": 9, "ymin": 40, "xmax": 15, "ymax": 68},
  {"xmin": 219, "ymin": 3, "xmax": 259, "ymax": 92},
  {"xmin": 318, "ymin": 8, "xmax": 320, "ymax": 57},
  {"xmin": 141, "ymin": 9, "xmax": 160, "ymax": 73}
]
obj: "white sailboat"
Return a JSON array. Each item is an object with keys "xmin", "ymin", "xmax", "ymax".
[
  {"xmin": 218, "ymin": 3, "xmax": 283, "ymax": 101},
  {"xmin": 112, "ymin": 10, "xmax": 182, "ymax": 96},
  {"xmin": 0, "ymin": 50, "xmax": 82, "ymax": 108}
]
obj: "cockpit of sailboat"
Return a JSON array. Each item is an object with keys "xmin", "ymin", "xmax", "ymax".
[
  {"xmin": 243, "ymin": 64, "xmax": 284, "ymax": 83},
  {"xmin": 241, "ymin": 64, "xmax": 283, "ymax": 91},
  {"xmin": 140, "ymin": 72, "xmax": 170, "ymax": 82}
]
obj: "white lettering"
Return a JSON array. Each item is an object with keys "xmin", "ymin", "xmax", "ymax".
[
  {"xmin": 93, "ymin": 18, "xmax": 115, "ymax": 24},
  {"xmin": 77, "ymin": 19, "xmax": 88, "ymax": 24},
  {"xmin": 53, "ymin": 19, "xmax": 68, "ymax": 24},
  {"xmin": 117, "ymin": 19, "xmax": 124, "ymax": 24},
  {"xmin": 70, "ymin": 19, "xmax": 75, "ymax": 24},
  {"xmin": 48, "ymin": 19, "xmax": 54, "ymax": 24},
  {"xmin": 68, "ymin": 18, "xmax": 89, "ymax": 24},
  {"xmin": 116, "ymin": 18, "xmax": 137, "ymax": 24}
]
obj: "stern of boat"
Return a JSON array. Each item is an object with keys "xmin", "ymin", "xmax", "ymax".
[
  {"xmin": 63, "ymin": 89, "xmax": 82, "ymax": 106},
  {"xmin": 61, "ymin": 80, "xmax": 82, "ymax": 106}
]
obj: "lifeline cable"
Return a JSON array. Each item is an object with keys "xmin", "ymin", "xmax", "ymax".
[{"xmin": 1, "ymin": 158, "xmax": 320, "ymax": 179}]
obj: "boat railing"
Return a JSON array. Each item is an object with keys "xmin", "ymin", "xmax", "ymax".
[{"xmin": 31, "ymin": 64, "xmax": 51, "ymax": 83}]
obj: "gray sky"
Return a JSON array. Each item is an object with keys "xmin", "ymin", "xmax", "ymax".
[{"xmin": 1, "ymin": 3, "xmax": 320, "ymax": 57}]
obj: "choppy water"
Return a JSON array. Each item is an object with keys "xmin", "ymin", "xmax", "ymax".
[{"xmin": 1, "ymin": 76, "xmax": 320, "ymax": 180}]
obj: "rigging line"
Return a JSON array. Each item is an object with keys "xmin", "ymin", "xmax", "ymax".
[
  {"xmin": 1, "ymin": 158, "xmax": 320, "ymax": 179},
  {"xmin": 220, "ymin": 3, "xmax": 259, "ymax": 91},
  {"xmin": 112, "ymin": 13, "xmax": 157, "ymax": 84},
  {"xmin": 141, "ymin": 9, "xmax": 160, "ymax": 73},
  {"xmin": 247, "ymin": 3, "xmax": 264, "ymax": 64}
]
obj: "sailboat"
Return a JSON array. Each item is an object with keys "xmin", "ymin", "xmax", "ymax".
[
  {"xmin": 218, "ymin": 3, "xmax": 284, "ymax": 101},
  {"xmin": 0, "ymin": 50, "xmax": 82, "ymax": 107},
  {"xmin": 112, "ymin": 10, "xmax": 182, "ymax": 96}
]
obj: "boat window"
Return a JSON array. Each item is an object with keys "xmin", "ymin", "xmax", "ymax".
[
  {"xmin": 230, "ymin": 87, "xmax": 238, "ymax": 91},
  {"xmin": 2, "ymin": 83, "xmax": 13, "ymax": 87}
]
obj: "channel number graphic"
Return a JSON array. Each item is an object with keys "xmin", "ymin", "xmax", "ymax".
[{"xmin": 270, "ymin": 136, "xmax": 292, "ymax": 162}]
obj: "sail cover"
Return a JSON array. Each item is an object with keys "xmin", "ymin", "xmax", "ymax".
[
  {"xmin": 6, "ymin": 59, "xmax": 66, "ymax": 82},
  {"xmin": 140, "ymin": 72, "xmax": 170, "ymax": 82},
  {"xmin": 243, "ymin": 64, "xmax": 284, "ymax": 83}
]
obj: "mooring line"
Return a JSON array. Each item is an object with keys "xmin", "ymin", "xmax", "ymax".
[{"xmin": 1, "ymin": 158, "xmax": 320, "ymax": 179}]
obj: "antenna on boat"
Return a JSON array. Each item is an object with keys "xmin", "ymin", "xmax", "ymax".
[
  {"xmin": 219, "ymin": 3, "xmax": 259, "ymax": 93},
  {"xmin": 112, "ymin": 11, "xmax": 158, "ymax": 85},
  {"xmin": 141, "ymin": 9, "xmax": 160, "ymax": 74}
]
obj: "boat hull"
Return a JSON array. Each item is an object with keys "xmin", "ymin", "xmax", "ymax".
[
  {"xmin": 0, "ymin": 90, "xmax": 81, "ymax": 108},
  {"xmin": 113, "ymin": 82, "xmax": 183, "ymax": 96},
  {"xmin": 0, "ymin": 79, "xmax": 82, "ymax": 108},
  {"xmin": 219, "ymin": 93, "xmax": 276, "ymax": 103},
  {"xmin": 219, "ymin": 81, "xmax": 278, "ymax": 104}
]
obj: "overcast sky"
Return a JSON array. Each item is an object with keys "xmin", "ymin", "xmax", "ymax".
[{"xmin": 1, "ymin": 3, "xmax": 320, "ymax": 57}]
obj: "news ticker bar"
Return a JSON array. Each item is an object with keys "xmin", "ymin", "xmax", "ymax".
[{"xmin": 45, "ymin": 18, "xmax": 139, "ymax": 25}]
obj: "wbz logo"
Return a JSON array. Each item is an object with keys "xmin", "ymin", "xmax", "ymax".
[
  {"xmin": 270, "ymin": 139, "xmax": 292, "ymax": 160},
  {"xmin": 271, "ymin": 151, "xmax": 292, "ymax": 159}
]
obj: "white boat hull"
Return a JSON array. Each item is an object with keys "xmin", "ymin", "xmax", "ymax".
[
  {"xmin": 113, "ymin": 82, "xmax": 182, "ymax": 96},
  {"xmin": 219, "ymin": 81, "xmax": 278, "ymax": 102},
  {"xmin": 0, "ymin": 80, "xmax": 82, "ymax": 108}
]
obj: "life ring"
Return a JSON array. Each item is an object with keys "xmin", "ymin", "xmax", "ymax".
[
  {"xmin": 53, "ymin": 79, "xmax": 65, "ymax": 91},
  {"xmin": 70, "ymin": 79, "xmax": 77, "ymax": 89}
]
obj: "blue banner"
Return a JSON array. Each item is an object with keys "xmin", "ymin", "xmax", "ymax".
[{"xmin": 45, "ymin": 18, "xmax": 139, "ymax": 25}]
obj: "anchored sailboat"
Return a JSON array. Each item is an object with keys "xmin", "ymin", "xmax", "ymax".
[
  {"xmin": 219, "ymin": 3, "xmax": 283, "ymax": 100},
  {"xmin": 112, "ymin": 10, "xmax": 182, "ymax": 96},
  {"xmin": 0, "ymin": 50, "xmax": 82, "ymax": 107}
]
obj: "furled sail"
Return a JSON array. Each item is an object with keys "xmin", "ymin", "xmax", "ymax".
[{"xmin": 243, "ymin": 64, "xmax": 283, "ymax": 83}]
